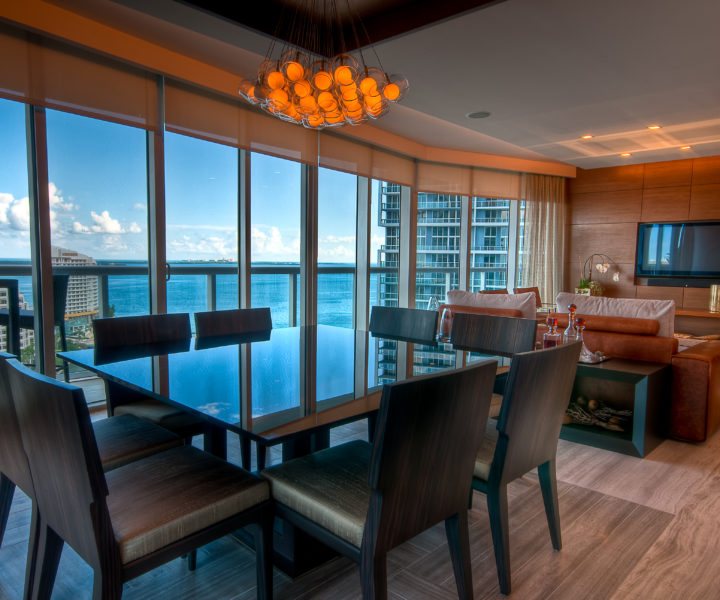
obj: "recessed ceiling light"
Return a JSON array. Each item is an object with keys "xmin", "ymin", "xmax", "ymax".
[
  {"xmin": 620, "ymin": 153, "xmax": 632, "ymax": 157},
  {"xmin": 648, "ymin": 125, "xmax": 661, "ymax": 130},
  {"xmin": 466, "ymin": 111, "xmax": 491, "ymax": 119},
  {"xmin": 581, "ymin": 134, "xmax": 593, "ymax": 139},
  {"xmin": 680, "ymin": 145, "xmax": 692, "ymax": 150}
]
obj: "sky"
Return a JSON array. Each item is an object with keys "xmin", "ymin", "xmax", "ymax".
[{"xmin": 0, "ymin": 98, "xmax": 381, "ymax": 264}]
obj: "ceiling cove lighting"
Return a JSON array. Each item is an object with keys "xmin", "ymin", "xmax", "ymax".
[
  {"xmin": 681, "ymin": 146, "xmax": 692, "ymax": 150},
  {"xmin": 238, "ymin": 0, "xmax": 408, "ymax": 130},
  {"xmin": 581, "ymin": 134, "xmax": 593, "ymax": 139},
  {"xmin": 648, "ymin": 125, "xmax": 662, "ymax": 130},
  {"xmin": 620, "ymin": 153, "xmax": 632, "ymax": 157}
]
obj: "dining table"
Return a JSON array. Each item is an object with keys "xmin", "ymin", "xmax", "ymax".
[{"xmin": 59, "ymin": 324, "xmax": 479, "ymax": 575}]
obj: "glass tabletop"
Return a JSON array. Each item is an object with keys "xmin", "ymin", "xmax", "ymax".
[{"xmin": 59, "ymin": 325, "xmax": 446, "ymax": 443}]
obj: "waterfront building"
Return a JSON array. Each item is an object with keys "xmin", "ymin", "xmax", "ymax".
[{"xmin": 51, "ymin": 246, "xmax": 99, "ymax": 331}]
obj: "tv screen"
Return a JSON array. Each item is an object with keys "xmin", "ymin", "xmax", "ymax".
[{"xmin": 636, "ymin": 221, "xmax": 720, "ymax": 278}]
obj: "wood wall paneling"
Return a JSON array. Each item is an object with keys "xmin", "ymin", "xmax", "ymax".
[
  {"xmin": 569, "ymin": 223, "xmax": 638, "ymax": 264},
  {"xmin": 692, "ymin": 156, "xmax": 720, "ymax": 186},
  {"xmin": 641, "ymin": 186, "xmax": 691, "ymax": 222},
  {"xmin": 568, "ymin": 165, "xmax": 644, "ymax": 195},
  {"xmin": 635, "ymin": 285, "xmax": 685, "ymax": 306},
  {"xmin": 683, "ymin": 288, "xmax": 712, "ymax": 311},
  {"xmin": 689, "ymin": 184, "xmax": 720, "ymax": 220},
  {"xmin": 643, "ymin": 159, "xmax": 693, "ymax": 188},
  {"xmin": 569, "ymin": 189, "xmax": 642, "ymax": 225}
]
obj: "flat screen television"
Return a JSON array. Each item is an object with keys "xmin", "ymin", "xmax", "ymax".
[{"xmin": 636, "ymin": 221, "xmax": 720, "ymax": 281}]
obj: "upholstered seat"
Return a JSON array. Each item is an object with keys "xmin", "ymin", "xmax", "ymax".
[
  {"xmin": 262, "ymin": 440, "xmax": 370, "ymax": 547},
  {"xmin": 94, "ymin": 414, "xmax": 181, "ymax": 472},
  {"xmin": 106, "ymin": 445, "xmax": 270, "ymax": 563}
]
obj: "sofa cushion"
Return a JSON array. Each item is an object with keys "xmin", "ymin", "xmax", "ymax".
[
  {"xmin": 447, "ymin": 290, "xmax": 537, "ymax": 320},
  {"xmin": 439, "ymin": 303, "xmax": 524, "ymax": 319},
  {"xmin": 555, "ymin": 293, "xmax": 675, "ymax": 337},
  {"xmin": 552, "ymin": 313, "xmax": 660, "ymax": 336}
]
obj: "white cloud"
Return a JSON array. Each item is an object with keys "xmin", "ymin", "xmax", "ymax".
[
  {"xmin": 251, "ymin": 225, "xmax": 299, "ymax": 260},
  {"xmin": 0, "ymin": 193, "xmax": 30, "ymax": 231},
  {"xmin": 320, "ymin": 234, "xmax": 356, "ymax": 244},
  {"xmin": 90, "ymin": 210, "xmax": 125, "ymax": 234},
  {"xmin": 129, "ymin": 222, "xmax": 142, "ymax": 234},
  {"xmin": 168, "ymin": 224, "xmax": 235, "ymax": 232},
  {"xmin": 133, "ymin": 203, "xmax": 145, "ymax": 211},
  {"xmin": 48, "ymin": 183, "xmax": 74, "ymax": 212},
  {"xmin": 168, "ymin": 233, "xmax": 237, "ymax": 259},
  {"xmin": 72, "ymin": 221, "xmax": 91, "ymax": 234},
  {"xmin": 319, "ymin": 245, "xmax": 354, "ymax": 260}
]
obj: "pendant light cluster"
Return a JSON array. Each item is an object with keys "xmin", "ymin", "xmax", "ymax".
[{"xmin": 238, "ymin": 2, "xmax": 409, "ymax": 130}]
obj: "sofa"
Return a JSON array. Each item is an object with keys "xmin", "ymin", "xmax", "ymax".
[{"xmin": 551, "ymin": 293, "xmax": 720, "ymax": 442}]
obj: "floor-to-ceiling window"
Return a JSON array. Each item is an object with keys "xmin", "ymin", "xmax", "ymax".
[
  {"xmin": 250, "ymin": 153, "xmax": 301, "ymax": 328},
  {"xmin": 317, "ymin": 167, "xmax": 357, "ymax": 328},
  {"xmin": 165, "ymin": 132, "xmax": 238, "ymax": 321},
  {"xmin": 45, "ymin": 110, "xmax": 149, "ymax": 354},
  {"xmin": 470, "ymin": 197, "xmax": 511, "ymax": 291},
  {"xmin": 0, "ymin": 99, "xmax": 35, "ymax": 364}
]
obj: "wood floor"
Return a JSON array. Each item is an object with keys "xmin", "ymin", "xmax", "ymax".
[{"xmin": 2, "ymin": 411, "xmax": 719, "ymax": 599}]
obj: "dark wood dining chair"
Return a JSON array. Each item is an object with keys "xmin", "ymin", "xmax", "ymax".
[
  {"xmin": 472, "ymin": 341, "xmax": 581, "ymax": 595},
  {"xmin": 92, "ymin": 313, "xmax": 211, "ymax": 448},
  {"xmin": 194, "ymin": 307, "xmax": 272, "ymax": 338},
  {"xmin": 1, "ymin": 351, "xmax": 183, "ymax": 597},
  {"xmin": 0, "ymin": 351, "xmax": 38, "ymax": 599},
  {"xmin": 450, "ymin": 312, "xmax": 537, "ymax": 418},
  {"xmin": 0, "ymin": 275, "xmax": 70, "ymax": 380},
  {"xmin": 262, "ymin": 358, "xmax": 498, "ymax": 599},
  {"xmin": 513, "ymin": 286, "xmax": 542, "ymax": 308},
  {"xmin": 6, "ymin": 358, "xmax": 273, "ymax": 600},
  {"xmin": 368, "ymin": 305, "xmax": 438, "ymax": 344},
  {"xmin": 193, "ymin": 307, "xmax": 272, "ymax": 471}
]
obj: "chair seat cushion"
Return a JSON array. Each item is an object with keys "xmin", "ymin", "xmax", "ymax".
[
  {"xmin": 114, "ymin": 399, "xmax": 204, "ymax": 431},
  {"xmin": 473, "ymin": 421, "xmax": 499, "ymax": 482},
  {"xmin": 93, "ymin": 414, "xmax": 182, "ymax": 472},
  {"xmin": 261, "ymin": 440, "xmax": 371, "ymax": 548},
  {"xmin": 106, "ymin": 446, "xmax": 269, "ymax": 564}
]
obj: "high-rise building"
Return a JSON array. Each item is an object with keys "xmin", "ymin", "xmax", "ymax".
[
  {"xmin": 51, "ymin": 246, "xmax": 99, "ymax": 329},
  {"xmin": 373, "ymin": 183, "xmax": 513, "ymax": 380},
  {"xmin": 0, "ymin": 288, "xmax": 34, "ymax": 354}
]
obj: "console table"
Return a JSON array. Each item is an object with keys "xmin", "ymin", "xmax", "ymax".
[
  {"xmin": 560, "ymin": 359, "xmax": 671, "ymax": 457},
  {"xmin": 675, "ymin": 309, "xmax": 720, "ymax": 337}
]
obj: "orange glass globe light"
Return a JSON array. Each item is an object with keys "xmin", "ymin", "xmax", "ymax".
[
  {"xmin": 340, "ymin": 84, "xmax": 359, "ymax": 101},
  {"xmin": 343, "ymin": 98, "xmax": 361, "ymax": 111},
  {"xmin": 360, "ymin": 77, "xmax": 378, "ymax": 96},
  {"xmin": 334, "ymin": 65, "xmax": 355, "ymax": 86},
  {"xmin": 364, "ymin": 93, "xmax": 382, "ymax": 109},
  {"xmin": 269, "ymin": 88, "xmax": 289, "ymax": 104},
  {"xmin": 299, "ymin": 95, "xmax": 317, "ymax": 111},
  {"xmin": 285, "ymin": 61, "xmax": 304, "ymax": 82},
  {"xmin": 247, "ymin": 85, "xmax": 257, "ymax": 101},
  {"xmin": 307, "ymin": 113, "xmax": 325, "ymax": 127},
  {"xmin": 346, "ymin": 106, "xmax": 363, "ymax": 118},
  {"xmin": 383, "ymin": 83, "xmax": 400, "ymax": 101},
  {"xmin": 314, "ymin": 71, "xmax": 334, "ymax": 91},
  {"xmin": 293, "ymin": 80, "xmax": 312, "ymax": 98},
  {"xmin": 267, "ymin": 71, "xmax": 285, "ymax": 90},
  {"xmin": 317, "ymin": 91, "xmax": 337, "ymax": 110}
]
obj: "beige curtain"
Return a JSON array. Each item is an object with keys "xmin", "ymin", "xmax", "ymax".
[{"xmin": 520, "ymin": 174, "xmax": 566, "ymax": 306}]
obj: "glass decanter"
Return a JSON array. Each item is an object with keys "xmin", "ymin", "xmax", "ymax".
[
  {"xmin": 543, "ymin": 316, "xmax": 562, "ymax": 348},
  {"xmin": 563, "ymin": 303, "xmax": 579, "ymax": 343},
  {"xmin": 438, "ymin": 306, "xmax": 453, "ymax": 342}
]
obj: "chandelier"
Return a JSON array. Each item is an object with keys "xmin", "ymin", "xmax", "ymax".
[{"xmin": 238, "ymin": 1, "xmax": 409, "ymax": 130}]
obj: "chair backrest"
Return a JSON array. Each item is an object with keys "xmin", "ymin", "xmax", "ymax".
[
  {"xmin": 93, "ymin": 312, "xmax": 191, "ymax": 350},
  {"xmin": 6, "ymin": 358, "xmax": 109, "ymax": 563},
  {"xmin": 450, "ymin": 312, "xmax": 537, "ymax": 358},
  {"xmin": 369, "ymin": 306, "xmax": 438, "ymax": 344},
  {"xmin": 194, "ymin": 307, "xmax": 272, "ymax": 338},
  {"xmin": 368, "ymin": 359, "xmax": 497, "ymax": 549},
  {"xmin": 514, "ymin": 286, "xmax": 542, "ymax": 308},
  {"xmin": 493, "ymin": 342, "xmax": 581, "ymax": 484},
  {"xmin": 52, "ymin": 274, "xmax": 69, "ymax": 325},
  {"xmin": 0, "ymin": 352, "xmax": 34, "ymax": 495}
]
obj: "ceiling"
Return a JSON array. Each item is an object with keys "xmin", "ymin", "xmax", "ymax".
[{"xmin": 49, "ymin": 0, "xmax": 720, "ymax": 169}]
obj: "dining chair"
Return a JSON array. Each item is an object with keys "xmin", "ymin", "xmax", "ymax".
[
  {"xmin": 6, "ymin": 358, "xmax": 273, "ymax": 600},
  {"xmin": 92, "ymin": 313, "xmax": 211, "ymax": 448},
  {"xmin": 368, "ymin": 305, "xmax": 438, "ymax": 344},
  {"xmin": 194, "ymin": 307, "xmax": 272, "ymax": 338},
  {"xmin": 450, "ymin": 312, "xmax": 537, "ymax": 418},
  {"xmin": 0, "ymin": 275, "xmax": 70, "ymax": 380},
  {"xmin": 513, "ymin": 286, "xmax": 542, "ymax": 308},
  {"xmin": 262, "ymin": 358, "xmax": 498, "ymax": 599},
  {"xmin": 193, "ymin": 307, "xmax": 272, "ymax": 471},
  {"xmin": 472, "ymin": 341, "xmax": 581, "ymax": 595},
  {"xmin": 1, "ymin": 351, "xmax": 182, "ymax": 597}
]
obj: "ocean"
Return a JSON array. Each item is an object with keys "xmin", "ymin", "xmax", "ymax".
[{"xmin": 9, "ymin": 263, "xmax": 377, "ymax": 329}]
